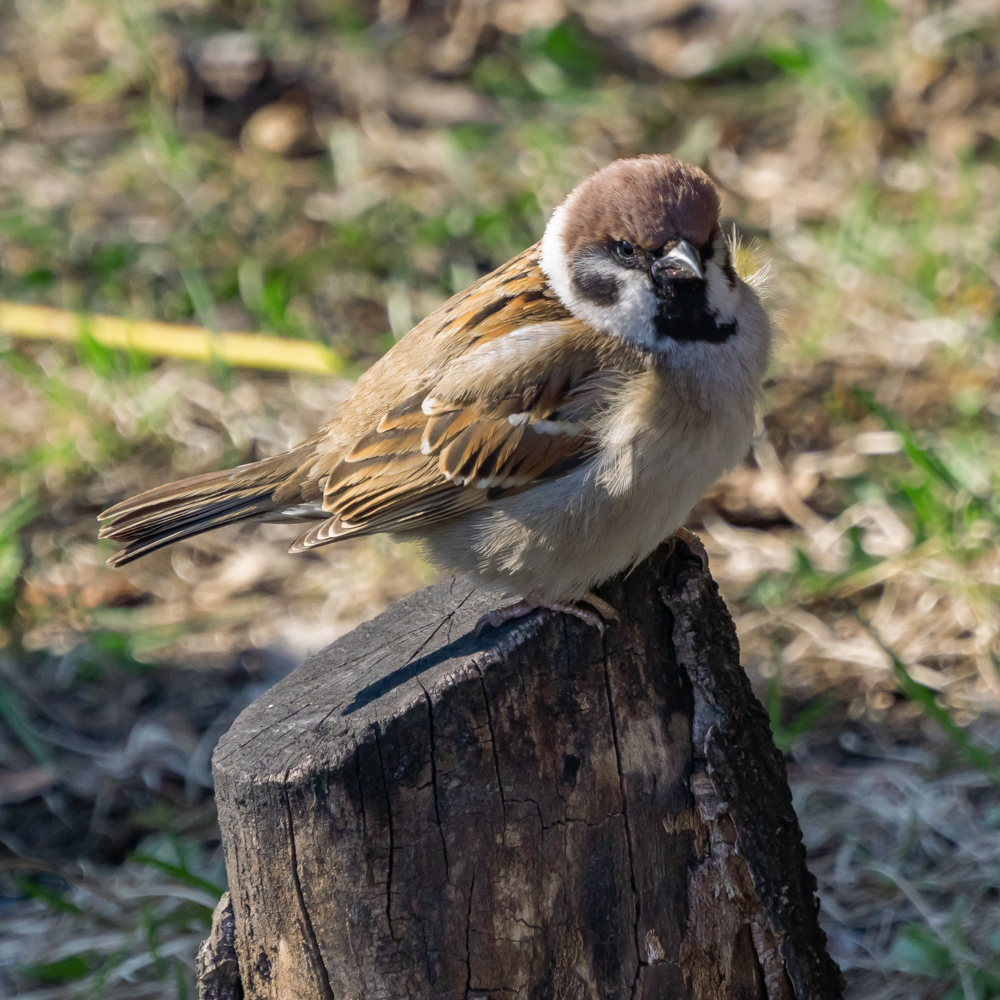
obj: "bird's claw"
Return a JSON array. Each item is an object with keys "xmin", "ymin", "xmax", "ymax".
[
  {"xmin": 475, "ymin": 591, "xmax": 620, "ymax": 636},
  {"xmin": 670, "ymin": 527, "xmax": 709, "ymax": 570},
  {"xmin": 474, "ymin": 600, "xmax": 536, "ymax": 637}
]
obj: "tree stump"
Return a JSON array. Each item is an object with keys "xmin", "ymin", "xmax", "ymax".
[{"xmin": 208, "ymin": 542, "xmax": 843, "ymax": 999}]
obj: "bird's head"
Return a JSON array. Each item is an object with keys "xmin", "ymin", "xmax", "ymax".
[{"xmin": 540, "ymin": 154, "xmax": 745, "ymax": 353}]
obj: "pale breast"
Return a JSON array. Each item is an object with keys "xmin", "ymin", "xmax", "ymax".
[{"xmin": 418, "ymin": 365, "xmax": 758, "ymax": 603}]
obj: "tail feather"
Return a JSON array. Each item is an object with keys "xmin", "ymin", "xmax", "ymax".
[
  {"xmin": 98, "ymin": 449, "xmax": 319, "ymax": 567},
  {"xmin": 101, "ymin": 495, "xmax": 280, "ymax": 567}
]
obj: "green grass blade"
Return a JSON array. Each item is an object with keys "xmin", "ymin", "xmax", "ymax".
[
  {"xmin": 857, "ymin": 616, "xmax": 1000, "ymax": 786},
  {"xmin": 130, "ymin": 854, "xmax": 225, "ymax": 898}
]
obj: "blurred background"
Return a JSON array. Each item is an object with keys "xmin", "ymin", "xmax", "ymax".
[{"xmin": 1, "ymin": 0, "xmax": 999, "ymax": 995}]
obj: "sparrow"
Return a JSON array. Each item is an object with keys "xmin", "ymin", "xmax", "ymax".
[{"xmin": 99, "ymin": 154, "xmax": 771, "ymax": 632}]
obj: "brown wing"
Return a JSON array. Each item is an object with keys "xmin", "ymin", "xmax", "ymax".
[
  {"xmin": 289, "ymin": 320, "xmax": 639, "ymax": 551},
  {"xmin": 97, "ymin": 244, "xmax": 644, "ymax": 567}
]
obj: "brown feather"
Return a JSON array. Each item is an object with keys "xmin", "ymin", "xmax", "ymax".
[
  {"xmin": 556, "ymin": 154, "xmax": 720, "ymax": 258},
  {"xmin": 374, "ymin": 391, "xmax": 427, "ymax": 432},
  {"xmin": 421, "ymin": 406, "xmax": 496, "ymax": 454},
  {"xmin": 439, "ymin": 422, "xmax": 525, "ymax": 484},
  {"xmin": 98, "ymin": 447, "xmax": 321, "ymax": 565},
  {"xmin": 345, "ymin": 426, "xmax": 425, "ymax": 462},
  {"xmin": 289, "ymin": 320, "xmax": 644, "ymax": 549},
  {"xmin": 99, "ymin": 236, "xmax": 652, "ymax": 564}
]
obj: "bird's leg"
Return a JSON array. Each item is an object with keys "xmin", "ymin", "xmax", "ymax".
[
  {"xmin": 476, "ymin": 590, "xmax": 620, "ymax": 636},
  {"xmin": 670, "ymin": 526, "xmax": 709, "ymax": 570}
]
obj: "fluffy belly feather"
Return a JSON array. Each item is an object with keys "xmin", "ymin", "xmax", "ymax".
[{"xmin": 417, "ymin": 383, "xmax": 756, "ymax": 603}]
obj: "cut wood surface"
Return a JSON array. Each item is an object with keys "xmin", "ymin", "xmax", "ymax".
[{"xmin": 209, "ymin": 542, "xmax": 843, "ymax": 999}]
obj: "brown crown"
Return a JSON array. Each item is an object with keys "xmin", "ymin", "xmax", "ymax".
[{"xmin": 558, "ymin": 154, "xmax": 720, "ymax": 258}]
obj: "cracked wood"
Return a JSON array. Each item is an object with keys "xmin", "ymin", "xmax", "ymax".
[{"xmin": 209, "ymin": 543, "xmax": 843, "ymax": 999}]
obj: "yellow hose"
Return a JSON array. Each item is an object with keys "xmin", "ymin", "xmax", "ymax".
[{"xmin": 0, "ymin": 301, "xmax": 343, "ymax": 375}]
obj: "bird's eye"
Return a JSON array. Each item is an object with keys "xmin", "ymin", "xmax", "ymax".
[{"xmin": 616, "ymin": 240, "xmax": 634, "ymax": 258}]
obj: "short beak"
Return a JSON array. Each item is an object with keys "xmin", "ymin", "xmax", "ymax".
[{"xmin": 652, "ymin": 239, "xmax": 703, "ymax": 284}]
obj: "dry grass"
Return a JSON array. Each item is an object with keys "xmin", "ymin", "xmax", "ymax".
[
  {"xmin": 0, "ymin": 848, "xmax": 224, "ymax": 999},
  {"xmin": 793, "ymin": 714, "xmax": 1000, "ymax": 1000},
  {"xmin": 1, "ymin": 0, "xmax": 999, "ymax": 995}
]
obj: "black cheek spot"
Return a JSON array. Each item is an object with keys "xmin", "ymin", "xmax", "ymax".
[{"xmin": 572, "ymin": 261, "xmax": 619, "ymax": 306}]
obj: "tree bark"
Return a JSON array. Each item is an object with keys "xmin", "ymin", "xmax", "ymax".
[
  {"xmin": 196, "ymin": 892, "xmax": 243, "ymax": 1000},
  {"xmin": 208, "ymin": 542, "xmax": 843, "ymax": 999}
]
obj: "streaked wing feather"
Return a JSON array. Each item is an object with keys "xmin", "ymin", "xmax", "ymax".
[
  {"xmin": 421, "ymin": 405, "xmax": 506, "ymax": 454},
  {"xmin": 290, "ymin": 249, "xmax": 646, "ymax": 552},
  {"xmin": 345, "ymin": 427, "xmax": 425, "ymax": 461},
  {"xmin": 374, "ymin": 391, "xmax": 428, "ymax": 432},
  {"xmin": 290, "ymin": 485, "xmax": 486, "ymax": 550}
]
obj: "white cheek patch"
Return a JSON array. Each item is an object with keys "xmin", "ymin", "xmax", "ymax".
[
  {"xmin": 606, "ymin": 269, "xmax": 658, "ymax": 347},
  {"xmin": 705, "ymin": 259, "xmax": 740, "ymax": 324},
  {"xmin": 540, "ymin": 199, "xmax": 655, "ymax": 348},
  {"xmin": 539, "ymin": 198, "xmax": 576, "ymax": 307},
  {"xmin": 561, "ymin": 259, "xmax": 658, "ymax": 349}
]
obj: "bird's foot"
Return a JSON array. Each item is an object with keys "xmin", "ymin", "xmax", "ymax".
[
  {"xmin": 669, "ymin": 526, "xmax": 709, "ymax": 570},
  {"xmin": 475, "ymin": 600, "xmax": 537, "ymax": 637},
  {"xmin": 576, "ymin": 590, "xmax": 622, "ymax": 626},
  {"xmin": 476, "ymin": 591, "xmax": 620, "ymax": 636},
  {"xmin": 549, "ymin": 592, "xmax": 621, "ymax": 633}
]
